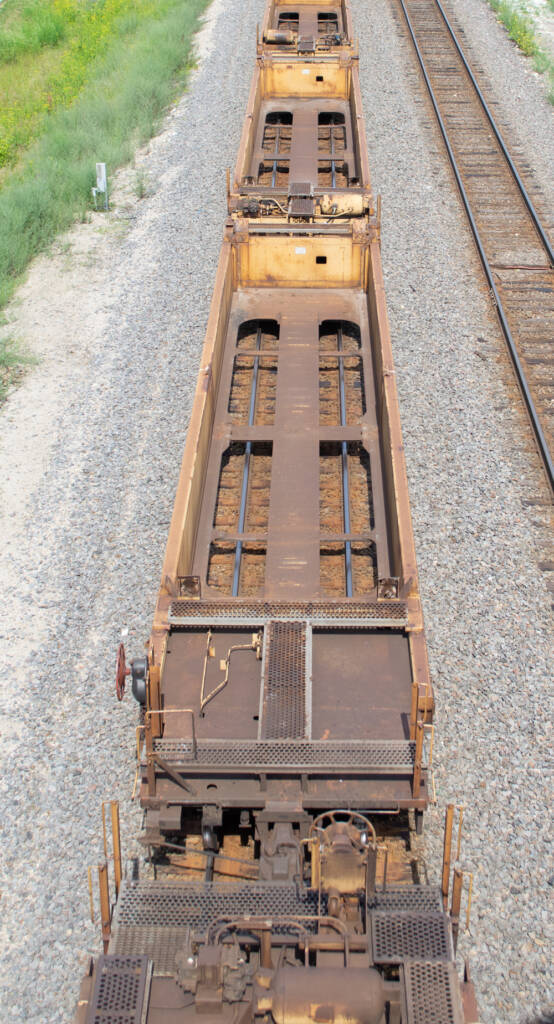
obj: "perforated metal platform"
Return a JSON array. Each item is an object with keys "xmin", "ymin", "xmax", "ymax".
[
  {"xmin": 368, "ymin": 886, "xmax": 442, "ymax": 913},
  {"xmin": 110, "ymin": 883, "xmax": 448, "ymax": 978},
  {"xmin": 111, "ymin": 926, "xmax": 189, "ymax": 977},
  {"xmin": 168, "ymin": 598, "xmax": 407, "ymax": 626},
  {"xmin": 262, "ymin": 621, "xmax": 307, "ymax": 738},
  {"xmin": 151, "ymin": 738, "xmax": 416, "ymax": 772},
  {"xmin": 88, "ymin": 955, "xmax": 151, "ymax": 1024},
  {"xmin": 113, "ymin": 880, "xmax": 321, "ymax": 930},
  {"xmin": 403, "ymin": 960, "xmax": 464, "ymax": 1024},
  {"xmin": 371, "ymin": 911, "xmax": 453, "ymax": 964}
]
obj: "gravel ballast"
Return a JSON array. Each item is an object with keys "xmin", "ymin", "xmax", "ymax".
[{"xmin": 0, "ymin": 0, "xmax": 552, "ymax": 1021}]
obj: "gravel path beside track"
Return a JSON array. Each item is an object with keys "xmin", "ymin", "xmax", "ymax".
[{"xmin": 0, "ymin": 0, "xmax": 552, "ymax": 1021}]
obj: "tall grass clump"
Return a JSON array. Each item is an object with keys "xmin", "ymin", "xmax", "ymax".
[
  {"xmin": 488, "ymin": 0, "xmax": 554, "ymax": 104},
  {"xmin": 0, "ymin": 0, "xmax": 177, "ymax": 171},
  {"xmin": 490, "ymin": 1, "xmax": 538, "ymax": 55},
  {"xmin": 0, "ymin": 336, "xmax": 36, "ymax": 400},
  {"xmin": 0, "ymin": 0, "xmax": 69, "ymax": 64},
  {"xmin": 0, "ymin": 0, "xmax": 209, "ymax": 309}
]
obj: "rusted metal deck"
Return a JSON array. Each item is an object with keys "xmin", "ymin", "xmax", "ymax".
[
  {"xmin": 72, "ymin": 0, "xmax": 479, "ymax": 1020},
  {"xmin": 259, "ymin": 0, "xmax": 354, "ymax": 56},
  {"xmin": 230, "ymin": 56, "xmax": 371, "ymax": 219},
  {"xmin": 140, "ymin": 220, "xmax": 433, "ymax": 833}
]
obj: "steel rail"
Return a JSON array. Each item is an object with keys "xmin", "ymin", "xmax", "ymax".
[
  {"xmin": 433, "ymin": 0, "xmax": 553, "ymax": 266},
  {"xmin": 398, "ymin": 0, "xmax": 554, "ymax": 492}
]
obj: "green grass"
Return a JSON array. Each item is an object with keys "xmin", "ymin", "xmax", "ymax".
[
  {"xmin": 0, "ymin": 0, "xmax": 209, "ymax": 311},
  {"xmin": 1, "ymin": 0, "xmax": 128, "ymax": 172},
  {"xmin": 134, "ymin": 169, "xmax": 151, "ymax": 200},
  {"xmin": 488, "ymin": 0, "xmax": 554, "ymax": 102},
  {"xmin": 0, "ymin": 0, "xmax": 69, "ymax": 65},
  {"xmin": 489, "ymin": 1, "xmax": 538, "ymax": 55},
  {"xmin": 0, "ymin": 0, "xmax": 206, "ymax": 173},
  {"xmin": 0, "ymin": 336, "xmax": 36, "ymax": 400}
]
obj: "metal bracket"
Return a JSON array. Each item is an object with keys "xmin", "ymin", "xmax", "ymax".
[
  {"xmin": 179, "ymin": 575, "xmax": 201, "ymax": 597},
  {"xmin": 378, "ymin": 577, "xmax": 399, "ymax": 599}
]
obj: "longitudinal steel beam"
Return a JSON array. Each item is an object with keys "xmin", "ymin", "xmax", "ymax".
[
  {"xmin": 232, "ymin": 326, "xmax": 262, "ymax": 595},
  {"xmin": 337, "ymin": 325, "xmax": 353, "ymax": 595}
]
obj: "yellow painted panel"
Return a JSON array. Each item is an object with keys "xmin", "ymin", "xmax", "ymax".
[
  {"xmin": 237, "ymin": 234, "xmax": 363, "ymax": 288},
  {"xmin": 274, "ymin": 0, "xmax": 341, "ymax": 6},
  {"xmin": 261, "ymin": 61, "xmax": 349, "ymax": 98}
]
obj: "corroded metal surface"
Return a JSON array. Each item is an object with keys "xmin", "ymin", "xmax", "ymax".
[
  {"xmin": 192, "ymin": 293, "xmax": 390, "ymax": 600},
  {"xmin": 259, "ymin": 0, "xmax": 355, "ymax": 57},
  {"xmin": 73, "ymin": 0, "xmax": 479, "ymax": 1020},
  {"xmin": 231, "ymin": 57, "xmax": 372, "ymax": 220}
]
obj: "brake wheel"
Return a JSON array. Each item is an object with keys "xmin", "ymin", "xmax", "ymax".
[{"xmin": 115, "ymin": 641, "xmax": 130, "ymax": 701}]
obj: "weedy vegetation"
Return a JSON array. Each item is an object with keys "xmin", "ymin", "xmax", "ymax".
[
  {"xmin": 0, "ymin": 0, "xmax": 68, "ymax": 65},
  {"xmin": 0, "ymin": 0, "xmax": 210, "ymax": 311},
  {"xmin": 0, "ymin": 335, "xmax": 36, "ymax": 401},
  {"xmin": 487, "ymin": 0, "xmax": 554, "ymax": 102},
  {"xmin": 134, "ymin": 169, "xmax": 151, "ymax": 201}
]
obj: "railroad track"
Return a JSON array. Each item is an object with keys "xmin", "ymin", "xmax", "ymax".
[{"xmin": 397, "ymin": 0, "xmax": 554, "ymax": 491}]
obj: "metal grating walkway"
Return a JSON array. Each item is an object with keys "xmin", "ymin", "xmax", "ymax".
[
  {"xmin": 88, "ymin": 955, "xmax": 151, "ymax": 1024},
  {"xmin": 368, "ymin": 886, "xmax": 442, "ymax": 913},
  {"xmin": 169, "ymin": 598, "xmax": 407, "ymax": 625},
  {"xmin": 110, "ymin": 883, "xmax": 451, "ymax": 978},
  {"xmin": 151, "ymin": 738, "xmax": 416, "ymax": 772},
  {"xmin": 371, "ymin": 911, "xmax": 453, "ymax": 963},
  {"xmin": 261, "ymin": 621, "xmax": 307, "ymax": 739},
  {"xmin": 403, "ymin": 960, "xmax": 464, "ymax": 1024},
  {"xmin": 113, "ymin": 880, "xmax": 320, "ymax": 930},
  {"xmin": 112, "ymin": 926, "xmax": 190, "ymax": 977}
]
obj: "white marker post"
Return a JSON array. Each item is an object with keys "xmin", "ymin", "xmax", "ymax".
[{"xmin": 91, "ymin": 162, "xmax": 109, "ymax": 211}]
